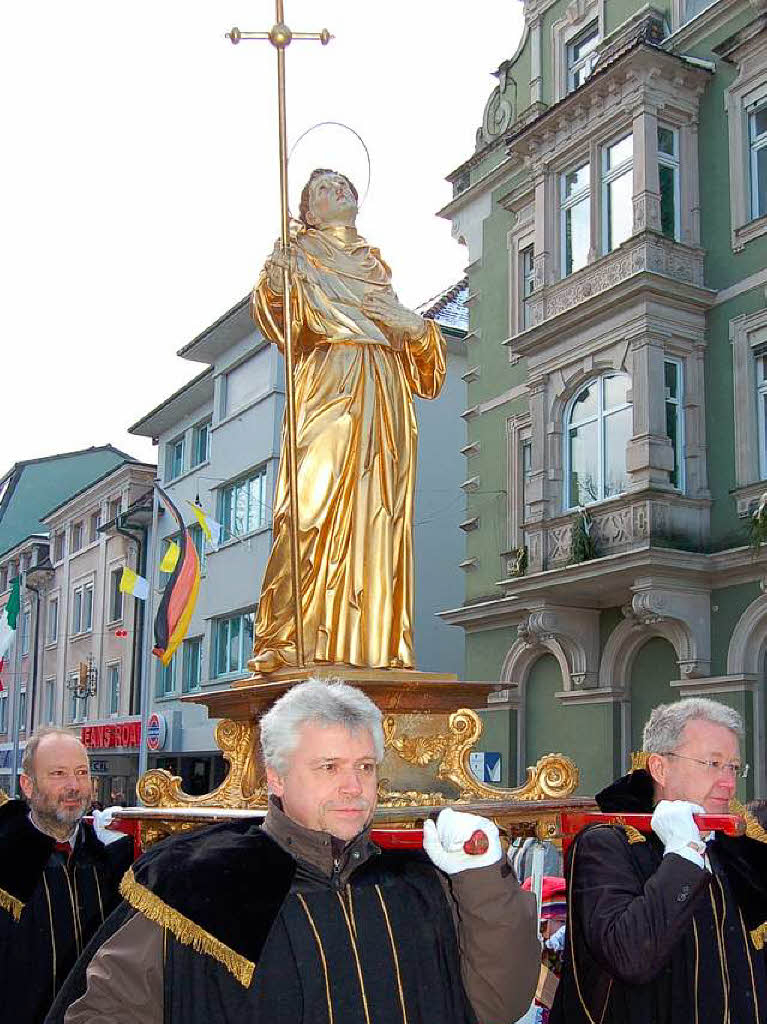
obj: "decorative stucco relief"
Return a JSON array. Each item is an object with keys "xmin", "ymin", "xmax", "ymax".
[
  {"xmin": 528, "ymin": 232, "xmax": 706, "ymax": 327},
  {"xmin": 503, "ymin": 604, "xmax": 601, "ymax": 690}
]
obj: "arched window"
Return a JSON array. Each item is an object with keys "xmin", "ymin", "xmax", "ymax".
[{"xmin": 565, "ymin": 373, "xmax": 631, "ymax": 508}]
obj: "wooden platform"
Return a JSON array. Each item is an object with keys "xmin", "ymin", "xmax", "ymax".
[{"xmin": 183, "ymin": 666, "xmax": 501, "ymax": 719}]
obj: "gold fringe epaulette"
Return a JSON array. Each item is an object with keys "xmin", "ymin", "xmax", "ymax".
[
  {"xmin": 631, "ymin": 751, "xmax": 650, "ymax": 771},
  {"xmin": 731, "ymin": 800, "xmax": 767, "ymax": 844},
  {"xmin": 119, "ymin": 868, "xmax": 255, "ymax": 988},
  {"xmin": 0, "ymin": 885, "xmax": 24, "ymax": 922},
  {"xmin": 622, "ymin": 824, "xmax": 646, "ymax": 845},
  {"xmin": 751, "ymin": 921, "xmax": 767, "ymax": 950}
]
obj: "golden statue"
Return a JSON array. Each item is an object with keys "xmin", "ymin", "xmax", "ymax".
[{"xmin": 249, "ymin": 169, "xmax": 447, "ymax": 674}]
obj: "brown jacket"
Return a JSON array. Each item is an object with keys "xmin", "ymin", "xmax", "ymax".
[{"xmin": 63, "ymin": 806, "xmax": 539, "ymax": 1024}]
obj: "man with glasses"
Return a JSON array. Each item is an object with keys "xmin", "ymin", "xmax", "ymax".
[{"xmin": 551, "ymin": 697, "xmax": 767, "ymax": 1024}]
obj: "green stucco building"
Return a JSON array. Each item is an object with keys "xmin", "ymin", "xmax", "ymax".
[{"xmin": 439, "ymin": 0, "xmax": 767, "ymax": 799}]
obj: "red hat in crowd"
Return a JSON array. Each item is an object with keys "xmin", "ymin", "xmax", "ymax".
[{"xmin": 522, "ymin": 875, "xmax": 567, "ymax": 920}]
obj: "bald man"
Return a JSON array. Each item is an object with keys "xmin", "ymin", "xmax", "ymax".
[{"xmin": 0, "ymin": 728, "xmax": 132, "ymax": 1024}]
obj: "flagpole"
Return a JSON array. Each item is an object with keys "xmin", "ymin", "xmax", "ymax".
[
  {"xmin": 138, "ymin": 483, "xmax": 160, "ymax": 782},
  {"xmin": 9, "ymin": 573, "xmax": 26, "ymax": 797}
]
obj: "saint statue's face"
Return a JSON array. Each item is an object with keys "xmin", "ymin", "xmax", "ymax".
[
  {"xmin": 266, "ymin": 722, "xmax": 378, "ymax": 841},
  {"xmin": 306, "ymin": 172, "xmax": 358, "ymax": 228}
]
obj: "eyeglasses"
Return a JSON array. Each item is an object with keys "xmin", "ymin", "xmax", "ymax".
[{"xmin": 661, "ymin": 752, "xmax": 750, "ymax": 780}]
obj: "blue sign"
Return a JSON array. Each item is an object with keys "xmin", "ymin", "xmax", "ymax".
[{"xmin": 469, "ymin": 751, "xmax": 502, "ymax": 784}]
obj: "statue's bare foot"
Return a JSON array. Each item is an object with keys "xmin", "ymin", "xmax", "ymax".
[{"xmin": 251, "ymin": 650, "xmax": 282, "ymax": 674}]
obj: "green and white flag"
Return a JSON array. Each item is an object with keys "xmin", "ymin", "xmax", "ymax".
[{"xmin": 0, "ymin": 577, "xmax": 21, "ymax": 659}]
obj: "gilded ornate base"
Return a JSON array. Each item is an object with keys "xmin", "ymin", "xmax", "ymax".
[
  {"xmin": 135, "ymin": 665, "xmax": 580, "ymax": 847},
  {"xmin": 139, "ymin": 704, "xmax": 578, "ymax": 818},
  {"xmin": 183, "ymin": 667, "xmax": 494, "ymax": 719},
  {"xmin": 138, "ymin": 719, "xmax": 268, "ymax": 811}
]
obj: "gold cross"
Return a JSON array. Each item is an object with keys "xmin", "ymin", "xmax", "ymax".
[{"xmin": 226, "ymin": 4, "xmax": 333, "ymax": 669}]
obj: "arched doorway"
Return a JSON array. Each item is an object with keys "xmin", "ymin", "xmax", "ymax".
[
  {"xmin": 630, "ymin": 637, "xmax": 678, "ymax": 755},
  {"xmin": 525, "ymin": 654, "xmax": 566, "ymax": 772}
]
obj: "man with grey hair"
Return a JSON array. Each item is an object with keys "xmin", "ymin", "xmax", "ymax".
[
  {"xmin": 552, "ymin": 697, "xmax": 767, "ymax": 1024},
  {"xmin": 59, "ymin": 679, "xmax": 539, "ymax": 1024},
  {"xmin": 0, "ymin": 727, "xmax": 132, "ymax": 1024}
]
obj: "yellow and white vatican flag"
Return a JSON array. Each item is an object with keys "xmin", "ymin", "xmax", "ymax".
[
  {"xmin": 119, "ymin": 566, "xmax": 149, "ymax": 601},
  {"xmin": 188, "ymin": 501, "xmax": 223, "ymax": 550}
]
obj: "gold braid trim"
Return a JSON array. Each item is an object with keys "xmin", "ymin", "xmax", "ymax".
[
  {"xmin": 630, "ymin": 751, "xmax": 650, "ymax": 771},
  {"xmin": 0, "ymin": 885, "xmax": 23, "ymax": 922},
  {"xmin": 750, "ymin": 920, "xmax": 767, "ymax": 951},
  {"xmin": 722, "ymin": 801, "xmax": 767, "ymax": 950},
  {"xmin": 730, "ymin": 799, "xmax": 767, "ymax": 844},
  {"xmin": 119, "ymin": 869, "xmax": 255, "ymax": 988}
]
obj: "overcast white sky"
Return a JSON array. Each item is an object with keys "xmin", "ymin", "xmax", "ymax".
[{"xmin": 1, "ymin": 2, "xmax": 523, "ymax": 468}]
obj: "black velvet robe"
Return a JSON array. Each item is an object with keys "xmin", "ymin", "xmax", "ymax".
[
  {"xmin": 0, "ymin": 799, "xmax": 132, "ymax": 1024},
  {"xmin": 551, "ymin": 770, "xmax": 767, "ymax": 1024},
  {"xmin": 52, "ymin": 819, "xmax": 479, "ymax": 1024}
]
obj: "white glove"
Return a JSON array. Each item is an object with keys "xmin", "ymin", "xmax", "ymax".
[
  {"xmin": 651, "ymin": 800, "xmax": 706, "ymax": 868},
  {"xmin": 422, "ymin": 807, "xmax": 502, "ymax": 875},
  {"xmin": 92, "ymin": 806, "xmax": 126, "ymax": 846}
]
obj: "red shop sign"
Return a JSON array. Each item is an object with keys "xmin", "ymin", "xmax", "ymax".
[{"xmin": 81, "ymin": 721, "xmax": 141, "ymax": 750}]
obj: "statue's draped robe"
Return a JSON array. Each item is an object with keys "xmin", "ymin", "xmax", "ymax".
[{"xmin": 251, "ymin": 224, "xmax": 446, "ymax": 669}]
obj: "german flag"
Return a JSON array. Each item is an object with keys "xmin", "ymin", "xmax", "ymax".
[{"xmin": 153, "ymin": 486, "xmax": 200, "ymax": 667}]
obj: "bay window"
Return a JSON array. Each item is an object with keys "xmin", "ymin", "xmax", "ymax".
[
  {"xmin": 750, "ymin": 100, "xmax": 767, "ymax": 220},
  {"xmin": 757, "ymin": 347, "xmax": 767, "ymax": 480},
  {"xmin": 658, "ymin": 126, "xmax": 680, "ymax": 240},
  {"xmin": 566, "ymin": 374, "xmax": 632, "ymax": 507},
  {"xmin": 561, "ymin": 163, "xmax": 591, "ymax": 276},
  {"xmin": 521, "ymin": 245, "xmax": 535, "ymax": 329},
  {"xmin": 664, "ymin": 359, "xmax": 685, "ymax": 490},
  {"xmin": 602, "ymin": 135, "xmax": 633, "ymax": 253}
]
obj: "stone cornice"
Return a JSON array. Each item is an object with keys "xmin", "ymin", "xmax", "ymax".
[
  {"xmin": 671, "ymin": 673, "xmax": 760, "ymax": 693},
  {"xmin": 42, "ymin": 463, "xmax": 156, "ymax": 528},
  {"xmin": 437, "ymin": 156, "xmax": 518, "ymax": 221},
  {"xmin": 438, "ymin": 595, "xmax": 529, "ymax": 631},
  {"xmin": 507, "ymin": 44, "xmax": 709, "ymax": 173},
  {"xmin": 445, "ymin": 134, "xmax": 510, "ymax": 188},
  {"xmin": 712, "ymin": 11, "xmax": 767, "ymax": 61},
  {"xmin": 438, "ymin": 544, "xmax": 767, "ymax": 630},
  {"xmin": 442, "ymin": 4, "xmax": 722, "ymax": 211}
]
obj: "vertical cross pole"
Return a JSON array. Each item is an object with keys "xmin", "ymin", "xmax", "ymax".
[{"xmin": 227, "ymin": 5, "xmax": 332, "ymax": 670}]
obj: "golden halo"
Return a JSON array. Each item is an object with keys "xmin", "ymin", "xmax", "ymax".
[{"xmin": 288, "ymin": 121, "xmax": 371, "ymax": 218}]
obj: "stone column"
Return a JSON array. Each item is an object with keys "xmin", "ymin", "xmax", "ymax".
[
  {"xmin": 683, "ymin": 120, "xmax": 701, "ymax": 246},
  {"xmin": 588, "ymin": 139, "xmax": 599, "ymax": 264},
  {"xmin": 685, "ymin": 342, "xmax": 710, "ymax": 498},
  {"xmin": 533, "ymin": 171, "xmax": 552, "ymax": 290},
  {"xmin": 626, "ymin": 332, "xmax": 675, "ymax": 490},
  {"xmin": 632, "ymin": 107, "xmax": 660, "ymax": 234}
]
